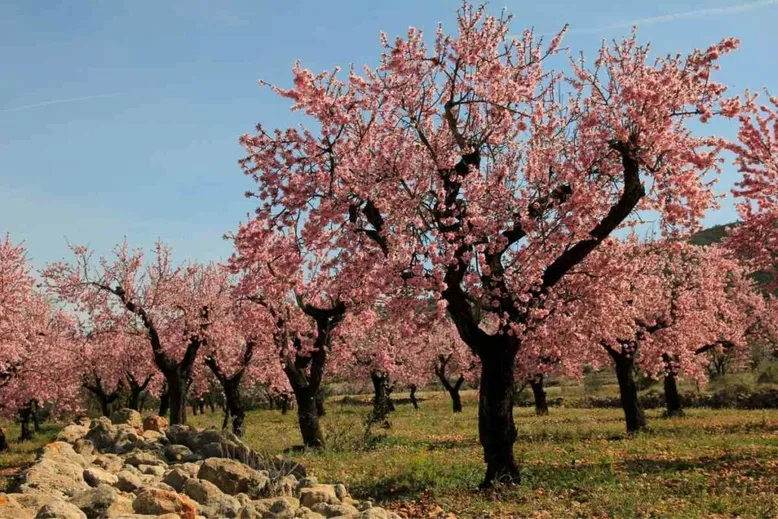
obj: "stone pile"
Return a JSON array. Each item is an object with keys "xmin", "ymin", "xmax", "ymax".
[{"xmin": 0, "ymin": 409, "xmax": 401, "ymax": 519}]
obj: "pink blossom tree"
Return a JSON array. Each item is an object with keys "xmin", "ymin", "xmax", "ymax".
[{"xmin": 238, "ymin": 3, "xmax": 740, "ymax": 485}]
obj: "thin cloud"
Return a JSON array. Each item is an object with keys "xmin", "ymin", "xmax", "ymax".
[
  {"xmin": 0, "ymin": 93, "xmax": 121, "ymax": 114},
  {"xmin": 547, "ymin": 0, "xmax": 778, "ymax": 36}
]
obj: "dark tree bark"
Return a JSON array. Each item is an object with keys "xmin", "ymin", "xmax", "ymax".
[
  {"xmin": 315, "ymin": 389, "xmax": 326, "ymax": 417},
  {"xmin": 478, "ymin": 345, "xmax": 520, "ymax": 487},
  {"xmin": 83, "ymin": 376, "xmax": 122, "ymax": 417},
  {"xmin": 0, "ymin": 428, "xmax": 7, "ymax": 452},
  {"xmin": 370, "ymin": 370, "xmax": 393, "ymax": 427},
  {"xmin": 280, "ymin": 395, "xmax": 289, "ymax": 415},
  {"xmin": 409, "ymin": 384, "xmax": 419, "ymax": 409},
  {"xmin": 166, "ymin": 372, "xmax": 190, "ymax": 425},
  {"xmin": 662, "ymin": 354, "xmax": 684, "ymax": 417},
  {"xmin": 18, "ymin": 404, "xmax": 33, "ymax": 441},
  {"xmin": 435, "ymin": 354, "xmax": 465, "ymax": 413},
  {"xmin": 529, "ymin": 375, "xmax": 549, "ymax": 416},
  {"xmin": 607, "ymin": 346, "xmax": 647, "ymax": 433},
  {"xmin": 204, "ymin": 341, "xmax": 255, "ymax": 438},
  {"xmin": 191, "ymin": 401, "xmax": 199, "ymax": 416},
  {"xmin": 30, "ymin": 400, "xmax": 41, "ymax": 432},
  {"xmin": 126, "ymin": 373, "xmax": 152, "ymax": 411},
  {"xmin": 159, "ymin": 382, "xmax": 170, "ymax": 418}
]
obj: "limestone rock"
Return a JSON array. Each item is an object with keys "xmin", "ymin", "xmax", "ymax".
[
  {"xmin": 110, "ymin": 409, "xmax": 143, "ymax": 429},
  {"xmin": 125, "ymin": 451, "xmax": 166, "ymax": 468},
  {"xmin": 163, "ymin": 445, "xmax": 193, "ymax": 464},
  {"xmin": 92, "ymin": 454, "xmax": 123, "ymax": 474},
  {"xmin": 69, "ymin": 484, "xmax": 133, "ymax": 518},
  {"xmin": 21, "ymin": 458, "xmax": 88, "ymax": 497},
  {"xmin": 82, "ymin": 467, "xmax": 118, "ymax": 488},
  {"xmin": 115, "ymin": 471, "xmax": 145, "ymax": 493},
  {"xmin": 311, "ymin": 501, "xmax": 359, "ymax": 517},
  {"xmin": 142, "ymin": 416, "xmax": 168, "ymax": 433},
  {"xmin": 132, "ymin": 488, "xmax": 197, "ymax": 519},
  {"xmin": 34, "ymin": 500, "xmax": 87, "ymax": 519},
  {"xmin": 0, "ymin": 494, "xmax": 25, "ymax": 519},
  {"xmin": 161, "ymin": 468, "xmax": 190, "ymax": 493},
  {"xmin": 298, "ymin": 485, "xmax": 340, "ymax": 509},
  {"xmin": 138, "ymin": 465, "xmax": 165, "ymax": 477},
  {"xmin": 55, "ymin": 426, "xmax": 88, "ymax": 445},
  {"xmin": 84, "ymin": 422, "xmax": 117, "ymax": 451},
  {"xmin": 41, "ymin": 443, "xmax": 88, "ymax": 469},
  {"xmin": 196, "ymin": 459, "xmax": 268, "ymax": 496}
]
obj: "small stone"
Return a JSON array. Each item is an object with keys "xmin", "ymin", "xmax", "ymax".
[
  {"xmin": 311, "ymin": 501, "xmax": 360, "ymax": 517},
  {"xmin": 333, "ymin": 483, "xmax": 348, "ymax": 500},
  {"xmin": 139, "ymin": 464, "xmax": 166, "ymax": 477},
  {"xmin": 56, "ymin": 425, "xmax": 89, "ymax": 444},
  {"xmin": 164, "ymin": 445, "xmax": 193, "ymax": 463},
  {"xmin": 141, "ymin": 430, "xmax": 164, "ymax": 442},
  {"xmin": 34, "ymin": 500, "xmax": 88, "ymax": 519},
  {"xmin": 69, "ymin": 484, "xmax": 133, "ymax": 518},
  {"xmin": 41, "ymin": 442, "xmax": 88, "ymax": 469},
  {"xmin": 196, "ymin": 458, "xmax": 268, "ymax": 496},
  {"xmin": 92, "ymin": 454, "xmax": 123, "ymax": 473},
  {"xmin": 83, "ymin": 467, "xmax": 118, "ymax": 487},
  {"xmin": 115, "ymin": 471, "xmax": 144, "ymax": 493},
  {"xmin": 125, "ymin": 451, "xmax": 166, "ymax": 468},
  {"xmin": 85, "ymin": 422, "xmax": 117, "ymax": 451},
  {"xmin": 161, "ymin": 468, "xmax": 190, "ymax": 492}
]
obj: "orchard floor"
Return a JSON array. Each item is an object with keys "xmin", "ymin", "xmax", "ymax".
[{"xmin": 2, "ymin": 391, "xmax": 777, "ymax": 518}]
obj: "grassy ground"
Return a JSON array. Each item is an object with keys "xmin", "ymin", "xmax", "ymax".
[
  {"xmin": 2, "ymin": 389, "xmax": 777, "ymax": 517},
  {"xmin": 185, "ymin": 390, "xmax": 778, "ymax": 519},
  {"xmin": 0, "ymin": 422, "xmax": 59, "ymax": 492}
]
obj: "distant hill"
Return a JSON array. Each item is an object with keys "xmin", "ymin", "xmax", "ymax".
[{"xmin": 689, "ymin": 223, "xmax": 735, "ymax": 246}]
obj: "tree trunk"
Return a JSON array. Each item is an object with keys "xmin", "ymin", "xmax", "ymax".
[
  {"xmin": 370, "ymin": 371, "xmax": 392, "ymax": 427},
  {"xmin": 409, "ymin": 384, "xmax": 419, "ymax": 410},
  {"xmin": 191, "ymin": 401, "xmax": 198, "ymax": 416},
  {"xmin": 315, "ymin": 390, "xmax": 326, "ymax": 417},
  {"xmin": 18, "ymin": 406, "xmax": 33, "ymax": 441},
  {"xmin": 478, "ymin": 347, "xmax": 520, "ymax": 488},
  {"xmin": 159, "ymin": 383, "xmax": 170, "ymax": 418},
  {"xmin": 222, "ymin": 406, "xmax": 230, "ymax": 430},
  {"xmin": 435, "ymin": 354, "xmax": 465, "ymax": 413},
  {"xmin": 198, "ymin": 400, "xmax": 205, "ymax": 414},
  {"xmin": 612, "ymin": 352, "xmax": 647, "ymax": 433},
  {"xmin": 294, "ymin": 388, "xmax": 324, "ymax": 447},
  {"xmin": 128, "ymin": 387, "xmax": 143, "ymax": 411},
  {"xmin": 31, "ymin": 400, "xmax": 41, "ymax": 432},
  {"xmin": 280, "ymin": 396, "xmax": 289, "ymax": 415},
  {"xmin": 222, "ymin": 379, "xmax": 246, "ymax": 437},
  {"xmin": 166, "ymin": 373, "xmax": 188, "ymax": 425},
  {"xmin": 529, "ymin": 376, "xmax": 549, "ymax": 416},
  {"xmin": 0, "ymin": 428, "xmax": 7, "ymax": 452}
]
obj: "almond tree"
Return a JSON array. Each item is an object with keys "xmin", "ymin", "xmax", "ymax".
[
  {"xmin": 44, "ymin": 242, "xmax": 222, "ymax": 425},
  {"xmin": 238, "ymin": 3, "xmax": 740, "ymax": 485}
]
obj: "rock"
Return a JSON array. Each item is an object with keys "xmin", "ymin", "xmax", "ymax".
[
  {"xmin": 183, "ymin": 479, "xmax": 239, "ymax": 518},
  {"xmin": 89, "ymin": 417, "xmax": 112, "ymax": 430},
  {"xmin": 110, "ymin": 409, "xmax": 143, "ymax": 429},
  {"xmin": 141, "ymin": 430, "xmax": 164, "ymax": 442},
  {"xmin": 333, "ymin": 484, "xmax": 348, "ymax": 500},
  {"xmin": 34, "ymin": 500, "xmax": 88, "ymax": 519},
  {"xmin": 69, "ymin": 485, "xmax": 133, "ymax": 518},
  {"xmin": 92, "ymin": 454, "xmax": 123, "ymax": 474},
  {"xmin": 190, "ymin": 430, "xmax": 223, "ymax": 452},
  {"xmin": 296, "ymin": 509, "xmax": 325, "ymax": 519},
  {"xmin": 197, "ymin": 443, "xmax": 226, "ymax": 460},
  {"xmin": 164, "ymin": 426, "xmax": 196, "ymax": 449},
  {"xmin": 311, "ymin": 502, "xmax": 359, "ymax": 517},
  {"xmin": 275, "ymin": 475, "xmax": 297, "ymax": 497},
  {"xmin": 132, "ymin": 488, "xmax": 197, "ymax": 519},
  {"xmin": 0, "ymin": 494, "xmax": 25, "ymax": 519},
  {"xmin": 163, "ymin": 445, "xmax": 193, "ymax": 463},
  {"xmin": 21, "ymin": 458, "xmax": 88, "ymax": 497},
  {"xmin": 74, "ymin": 416, "xmax": 91, "ymax": 427},
  {"xmin": 83, "ymin": 467, "xmax": 118, "ymax": 487},
  {"xmin": 254, "ymin": 496, "xmax": 299, "ymax": 516},
  {"xmin": 84, "ymin": 422, "xmax": 117, "ymax": 450},
  {"xmin": 298, "ymin": 485, "xmax": 340, "ymax": 509},
  {"xmin": 55, "ymin": 425, "xmax": 88, "ymax": 444},
  {"xmin": 142, "ymin": 416, "xmax": 169, "ymax": 433},
  {"xmin": 41, "ymin": 442, "xmax": 88, "ymax": 469},
  {"xmin": 12, "ymin": 492, "xmax": 62, "ymax": 512},
  {"xmin": 196, "ymin": 459, "xmax": 268, "ymax": 496},
  {"xmin": 72, "ymin": 440, "xmax": 95, "ymax": 460},
  {"xmin": 357, "ymin": 509, "xmax": 401, "ymax": 519},
  {"xmin": 125, "ymin": 451, "xmax": 166, "ymax": 468},
  {"xmin": 295, "ymin": 477, "xmax": 318, "ymax": 491},
  {"xmin": 138, "ymin": 465, "xmax": 166, "ymax": 477},
  {"xmin": 115, "ymin": 471, "xmax": 144, "ymax": 493},
  {"xmin": 178, "ymin": 464, "xmax": 200, "ymax": 478},
  {"xmin": 161, "ymin": 469, "xmax": 190, "ymax": 493}
]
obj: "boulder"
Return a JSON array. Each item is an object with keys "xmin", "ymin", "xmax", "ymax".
[
  {"xmin": 34, "ymin": 500, "xmax": 87, "ymax": 519},
  {"xmin": 141, "ymin": 430, "xmax": 164, "ymax": 442},
  {"xmin": 183, "ymin": 479, "xmax": 239, "ymax": 518},
  {"xmin": 298, "ymin": 485, "xmax": 340, "ymax": 509},
  {"xmin": 11, "ymin": 493, "xmax": 62, "ymax": 512},
  {"xmin": 71, "ymin": 440, "xmax": 95, "ymax": 461},
  {"xmin": 82, "ymin": 467, "xmax": 118, "ymax": 487},
  {"xmin": 163, "ymin": 445, "xmax": 193, "ymax": 464},
  {"xmin": 132, "ymin": 489, "xmax": 197, "ymax": 519},
  {"xmin": 138, "ymin": 465, "xmax": 165, "ymax": 477},
  {"xmin": 110, "ymin": 409, "xmax": 143, "ymax": 429},
  {"xmin": 196, "ymin": 459, "xmax": 268, "ymax": 496},
  {"xmin": 161, "ymin": 469, "xmax": 190, "ymax": 493},
  {"xmin": 55, "ymin": 426, "xmax": 88, "ymax": 444},
  {"xmin": 311, "ymin": 502, "xmax": 359, "ymax": 517},
  {"xmin": 92, "ymin": 454, "xmax": 123, "ymax": 474},
  {"xmin": 84, "ymin": 422, "xmax": 117, "ymax": 451},
  {"xmin": 358, "ymin": 509, "xmax": 401, "ymax": 519},
  {"xmin": 296, "ymin": 509, "xmax": 325, "ymax": 519},
  {"xmin": 251, "ymin": 496, "xmax": 299, "ymax": 516},
  {"xmin": 68, "ymin": 485, "xmax": 133, "ymax": 518},
  {"xmin": 125, "ymin": 451, "xmax": 166, "ymax": 468},
  {"xmin": 40, "ymin": 443, "xmax": 88, "ymax": 469},
  {"xmin": 142, "ymin": 416, "xmax": 169, "ymax": 433},
  {"xmin": 115, "ymin": 471, "xmax": 144, "ymax": 493},
  {"xmin": 21, "ymin": 458, "xmax": 88, "ymax": 497},
  {"xmin": 164, "ymin": 426, "xmax": 196, "ymax": 449}
]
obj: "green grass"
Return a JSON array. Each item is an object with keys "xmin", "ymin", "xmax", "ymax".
[{"xmin": 3, "ymin": 390, "xmax": 777, "ymax": 517}]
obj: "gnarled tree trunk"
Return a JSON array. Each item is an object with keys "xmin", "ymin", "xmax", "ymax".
[
  {"xmin": 529, "ymin": 375, "xmax": 549, "ymax": 416},
  {"xmin": 158, "ymin": 382, "xmax": 170, "ymax": 418},
  {"xmin": 609, "ymin": 348, "xmax": 647, "ymax": 433},
  {"xmin": 435, "ymin": 354, "xmax": 465, "ymax": 413},
  {"xmin": 126, "ymin": 373, "xmax": 152, "ymax": 411},
  {"xmin": 478, "ymin": 345, "xmax": 520, "ymax": 488},
  {"xmin": 662, "ymin": 354, "xmax": 684, "ymax": 417},
  {"xmin": 0, "ymin": 428, "xmax": 7, "ymax": 452},
  {"xmin": 83, "ymin": 376, "xmax": 122, "ymax": 417},
  {"xmin": 370, "ymin": 370, "xmax": 393, "ymax": 427},
  {"xmin": 204, "ymin": 346, "xmax": 253, "ymax": 438},
  {"xmin": 18, "ymin": 404, "xmax": 34, "ymax": 441},
  {"xmin": 409, "ymin": 384, "xmax": 419, "ymax": 409},
  {"xmin": 315, "ymin": 389, "xmax": 326, "ymax": 417}
]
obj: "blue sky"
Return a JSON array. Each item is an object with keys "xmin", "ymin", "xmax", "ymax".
[{"xmin": 1, "ymin": 0, "xmax": 776, "ymax": 269}]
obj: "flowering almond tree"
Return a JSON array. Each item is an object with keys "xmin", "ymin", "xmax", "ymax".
[
  {"xmin": 44, "ymin": 242, "xmax": 224, "ymax": 425},
  {"xmin": 728, "ymin": 94, "xmax": 778, "ymax": 292},
  {"xmin": 238, "ymin": 2, "xmax": 740, "ymax": 486}
]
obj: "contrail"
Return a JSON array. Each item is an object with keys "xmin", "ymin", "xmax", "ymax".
[
  {"xmin": 0, "ymin": 92, "xmax": 121, "ymax": 114},
  {"xmin": 541, "ymin": 0, "xmax": 778, "ymax": 36}
]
